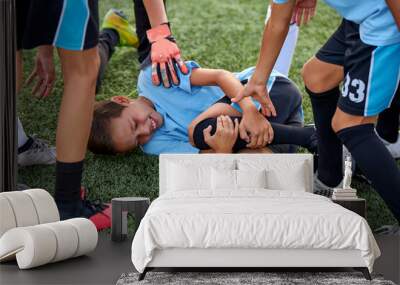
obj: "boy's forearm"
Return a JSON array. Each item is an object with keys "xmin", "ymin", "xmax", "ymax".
[
  {"xmin": 217, "ymin": 71, "xmax": 258, "ymax": 112},
  {"xmin": 386, "ymin": 0, "xmax": 400, "ymax": 30},
  {"xmin": 252, "ymin": 2, "xmax": 294, "ymax": 84},
  {"xmin": 143, "ymin": 0, "xmax": 168, "ymax": 27}
]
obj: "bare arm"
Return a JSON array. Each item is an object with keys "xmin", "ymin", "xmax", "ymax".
[
  {"xmin": 386, "ymin": 0, "xmax": 400, "ymax": 30},
  {"xmin": 190, "ymin": 68, "xmax": 258, "ymax": 112},
  {"xmin": 233, "ymin": 1, "xmax": 295, "ymax": 116},
  {"xmin": 251, "ymin": 1, "xmax": 295, "ymax": 87},
  {"xmin": 143, "ymin": 0, "xmax": 168, "ymax": 27}
]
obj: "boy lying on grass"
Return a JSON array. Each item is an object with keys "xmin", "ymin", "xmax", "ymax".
[{"xmin": 89, "ymin": 59, "xmax": 317, "ymax": 155}]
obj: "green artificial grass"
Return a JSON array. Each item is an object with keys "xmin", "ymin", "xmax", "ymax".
[{"xmin": 18, "ymin": 0, "xmax": 397, "ymax": 230}]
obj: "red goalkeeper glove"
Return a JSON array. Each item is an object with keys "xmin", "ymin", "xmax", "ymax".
[{"xmin": 147, "ymin": 24, "xmax": 188, "ymax": 88}]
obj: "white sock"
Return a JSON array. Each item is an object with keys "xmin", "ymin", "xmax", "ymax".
[{"xmin": 18, "ymin": 118, "xmax": 29, "ymax": 148}]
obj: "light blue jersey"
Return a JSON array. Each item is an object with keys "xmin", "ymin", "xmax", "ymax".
[
  {"xmin": 273, "ymin": 0, "xmax": 400, "ymax": 46},
  {"xmin": 138, "ymin": 61, "xmax": 282, "ymax": 155}
]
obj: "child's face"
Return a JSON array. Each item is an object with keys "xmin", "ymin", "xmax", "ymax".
[{"xmin": 109, "ymin": 96, "xmax": 163, "ymax": 153}]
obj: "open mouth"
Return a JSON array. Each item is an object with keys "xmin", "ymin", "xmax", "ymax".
[{"xmin": 150, "ymin": 117, "xmax": 157, "ymax": 131}]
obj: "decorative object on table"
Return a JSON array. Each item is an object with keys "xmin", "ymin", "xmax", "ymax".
[
  {"xmin": 117, "ymin": 271, "xmax": 394, "ymax": 285},
  {"xmin": 0, "ymin": 189, "xmax": 98, "ymax": 269},
  {"xmin": 111, "ymin": 197, "xmax": 150, "ymax": 242},
  {"xmin": 332, "ymin": 156, "xmax": 358, "ymax": 200}
]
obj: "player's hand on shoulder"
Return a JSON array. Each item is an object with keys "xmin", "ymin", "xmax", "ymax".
[{"xmin": 147, "ymin": 24, "xmax": 188, "ymax": 88}]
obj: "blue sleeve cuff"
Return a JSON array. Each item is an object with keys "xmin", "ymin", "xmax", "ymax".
[
  {"xmin": 272, "ymin": 0, "xmax": 289, "ymax": 3},
  {"xmin": 176, "ymin": 61, "xmax": 200, "ymax": 93}
]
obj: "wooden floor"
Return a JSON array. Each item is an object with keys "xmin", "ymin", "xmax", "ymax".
[{"xmin": 0, "ymin": 233, "xmax": 398, "ymax": 285}]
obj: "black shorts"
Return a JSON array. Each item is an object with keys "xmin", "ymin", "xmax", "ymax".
[
  {"xmin": 316, "ymin": 19, "xmax": 400, "ymax": 117},
  {"xmin": 17, "ymin": 0, "xmax": 99, "ymax": 51}
]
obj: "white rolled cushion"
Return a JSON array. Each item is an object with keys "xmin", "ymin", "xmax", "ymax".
[
  {"xmin": 65, "ymin": 218, "xmax": 98, "ymax": 257},
  {"xmin": 0, "ymin": 196, "xmax": 17, "ymax": 238},
  {"xmin": 0, "ymin": 218, "xmax": 97, "ymax": 269},
  {"xmin": 42, "ymin": 222, "xmax": 79, "ymax": 262},
  {"xmin": 211, "ymin": 168, "xmax": 236, "ymax": 190},
  {"xmin": 0, "ymin": 226, "xmax": 57, "ymax": 269},
  {"xmin": 236, "ymin": 169, "xmax": 267, "ymax": 189},
  {"xmin": 24, "ymin": 189, "xmax": 59, "ymax": 223},
  {"xmin": 1, "ymin": 191, "xmax": 39, "ymax": 227}
]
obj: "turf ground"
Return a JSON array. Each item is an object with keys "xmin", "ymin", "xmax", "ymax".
[{"xmin": 18, "ymin": 0, "xmax": 397, "ymax": 229}]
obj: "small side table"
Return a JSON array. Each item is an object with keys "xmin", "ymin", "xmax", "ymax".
[
  {"xmin": 111, "ymin": 197, "xmax": 150, "ymax": 242},
  {"xmin": 332, "ymin": 198, "xmax": 366, "ymax": 218}
]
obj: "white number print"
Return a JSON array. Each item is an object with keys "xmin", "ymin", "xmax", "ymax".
[{"xmin": 342, "ymin": 73, "xmax": 366, "ymax": 103}]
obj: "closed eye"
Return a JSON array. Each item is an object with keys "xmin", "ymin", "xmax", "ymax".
[{"xmin": 130, "ymin": 119, "xmax": 138, "ymax": 147}]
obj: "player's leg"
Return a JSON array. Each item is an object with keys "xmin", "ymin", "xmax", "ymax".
[
  {"xmin": 376, "ymin": 88, "xmax": 400, "ymax": 143},
  {"xmin": 56, "ymin": 48, "xmax": 99, "ymax": 162},
  {"xmin": 16, "ymin": 51, "xmax": 56, "ymax": 166},
  {"xmin": 45, "ymin": 0, "xmax": 101, "ymax": 220},
  {"xmin": 15, "ymin": 1, "xmax": 56, "ymax": 166},
  {"xmin": 96, "ymin": 29, "xmax": 118, "ymax": 93},
  {"xmin": 133, "ymin": 0, "xmax": 153, "ymax": 64},
  {"xmin": 97, "ymin": 9, "xmax": 138, "ymax": 92},
  {"xmin": 301, "ymin": 20, "xmax": 355, "ymax": 192},
  {"xmin": 193, "ymin": 116, "xmax": 316, "ymax": 154},
  {"xmin": 16, "ymin": 51, "xmax": 29, "ymax": 148},
  {"xmin": 55, "ymin": 47, "xmax": 99, "ymax": 219},
  {"xmin": 16, "ymin": 1, "xmax": 29, "ymax": 149},
  {"xmin": 332, "ymin": 39, "xmax": 400, "ymax": 223},
  {"xmin": 15, "ymin": 51, "xmax": 31, "ymax": 157},
  {"xmin": 267, "ymin": 76, "xmax": 305, "ymax": 153}
]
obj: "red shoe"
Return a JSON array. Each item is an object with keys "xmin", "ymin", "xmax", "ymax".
[{"xmin": 80, "ymin": 187, "xmax": 111, "ymax": 231}]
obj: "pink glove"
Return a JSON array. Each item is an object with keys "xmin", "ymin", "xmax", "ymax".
[{"xmin": 147, "ymin": 24, "xmax": 188, "ymax": 88}]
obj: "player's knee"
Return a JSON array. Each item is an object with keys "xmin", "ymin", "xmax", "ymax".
[
  {"xmin": 302, "ymin": 58, "xmax": 341, "ymax": 93},
  {"xmin": 301, "ymin": 59, "xmax": 325, "ymax": 92}
]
